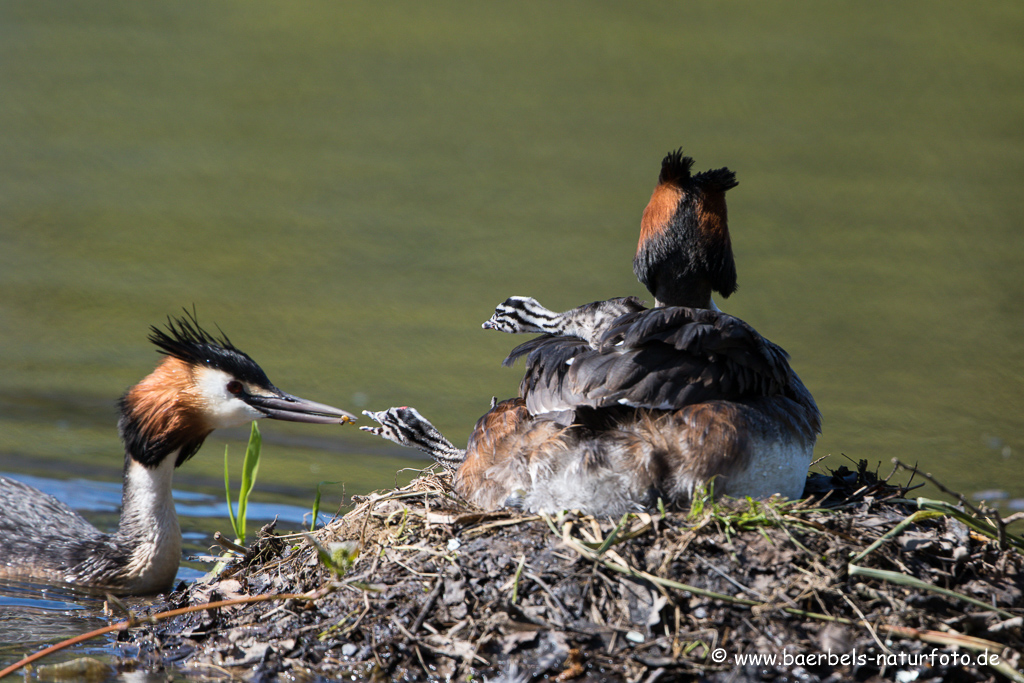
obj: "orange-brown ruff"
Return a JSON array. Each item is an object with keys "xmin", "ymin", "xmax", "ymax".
[
  {"xmin": 638, "ymin": 183, "xmax": 684, "ymax": 247},
  {"xmin": 0, "ymin": 313, "xmax": 355, "ymax": 594},
  {"xmin": 121, "ymin": 357, "xmax": 216, "ymax": 458}
]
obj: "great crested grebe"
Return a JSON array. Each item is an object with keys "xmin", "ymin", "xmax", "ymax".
[
  {"xmin": 362, "ymin": 150, "xmax": 820, "ymax": 514},
  {"xmin": 0, "ymin": 314, "xmax": 356, "ymax": 595}
]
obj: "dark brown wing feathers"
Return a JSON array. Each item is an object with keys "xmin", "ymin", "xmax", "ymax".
[{"xmin": 512, "ymin": 306, "xmax": 797, "ymax": 417}]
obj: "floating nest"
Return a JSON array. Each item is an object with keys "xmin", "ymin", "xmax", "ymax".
[{"xmin": 123, "ymin": 461, "xmax": 1022, "ymax": 682}]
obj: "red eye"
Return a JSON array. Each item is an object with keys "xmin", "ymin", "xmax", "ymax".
[{"xmin": 226, "ymin": 381, "xmax": 244, "ymax": 395}]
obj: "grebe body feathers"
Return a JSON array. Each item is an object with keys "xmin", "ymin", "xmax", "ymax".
[{"xmin": 363, "ymin": 149, "xmax": 820, "ymax": 514}]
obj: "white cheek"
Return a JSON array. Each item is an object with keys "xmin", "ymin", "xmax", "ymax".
[{"xmin": 194, "ymin": 367, "xmax": 263, "ymax": 429}]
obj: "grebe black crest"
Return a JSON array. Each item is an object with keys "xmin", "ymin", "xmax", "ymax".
[
  {"xmin": 0, "ymin": 312, "xmax": 356, "ymax": 595},
  {"xmin": 364, "ymin": 150, "xmax": 819, "ymax": 515},
  {"xmin": 148, "ymin": 315, "xmax": 271, "ymax": 388}
]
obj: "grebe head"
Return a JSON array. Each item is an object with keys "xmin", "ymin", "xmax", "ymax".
[
  {"xmin": 482, "ymin": 297, "xmax": 552, "ymax": 335},
  {"xmin": 120, "ymin": 313, "xmax": 356, "ymax": 469},
  {"xmin": 634, "ymin": 149, "xmax": 739, "ymax": 308}
]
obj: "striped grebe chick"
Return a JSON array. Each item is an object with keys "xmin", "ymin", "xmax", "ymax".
[
  {"xmin": 0, "ymin": 313, "xmax": 356, "ymax": 595},
  {"xmin": 482, "ymin": 296, "xmax": 646, "ymax": 348}
]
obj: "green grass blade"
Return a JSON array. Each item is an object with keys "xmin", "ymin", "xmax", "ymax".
[
  {"xmin": 848, "ymin": 564, "xmax": 1016, "ymax": 620},
  {"xmin": 310, "ymin": 480, "xmax": 342, "ymax": 532},
  {"xmin": 235, "ymin": 421, "xmax": 262, "ymax": 545},
  {"xmin": 596, "ymin": 513, "xmax": 632, "ymax": 556},
  {"xmin": 917, "ymin": 497, "xmax": 1024, "ymax": 551},
  {"xmin": 224, "ymin": 445, "xmax": 238, "ymax": 538},
  {"xmin": 511, "ymin": 554, "xmax": 526, "ymax": 604},
  {"xmin": 848, "ymin": 509, "xmax": 944, "ymax": 565}
]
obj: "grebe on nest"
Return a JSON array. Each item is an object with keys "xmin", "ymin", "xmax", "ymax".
[
  {"xmin": 363, "ymin": 151, "xmax": 820, "ymax": 514},
  {"xmin": 0, "ymin": 313, "xmax": 355, "ymax": 595}
]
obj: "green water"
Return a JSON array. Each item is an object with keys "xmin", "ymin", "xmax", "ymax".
[{"xmin": 1, "ymin": 1, "xmax": 1023, "ymax": 523}]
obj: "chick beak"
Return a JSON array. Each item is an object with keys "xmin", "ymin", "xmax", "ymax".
[{"xmin": 245, "ymin": 391, "xmax": 357, "ymax": 425}]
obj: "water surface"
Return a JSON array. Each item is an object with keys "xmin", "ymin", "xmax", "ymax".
[{"xmin": 1, "ymin": 1, "xmax": 1022, "ymax": 670}]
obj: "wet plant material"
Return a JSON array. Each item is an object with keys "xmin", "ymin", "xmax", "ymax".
[{"xmin": 131, "ymin": 463, "xmax": 1024, "ymax": 682}]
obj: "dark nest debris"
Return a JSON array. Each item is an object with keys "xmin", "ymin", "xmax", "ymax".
[{"xmin": 128, "ymin": 462, "xmax": 1024, "ymax": 683}]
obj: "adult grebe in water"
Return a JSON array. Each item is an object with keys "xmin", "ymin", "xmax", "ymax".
[
  {"xmin": 362, "ymin": 151, "xmax": 819, "ymax": 514},
  {"xmin": 0, "ymin": 313, "xmax": 356, "ymax": 595}
]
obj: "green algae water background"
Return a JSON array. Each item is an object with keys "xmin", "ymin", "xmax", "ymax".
[{"xmin": 1, "ymin": 1, "xmax": 1022, "ymax": 521}]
